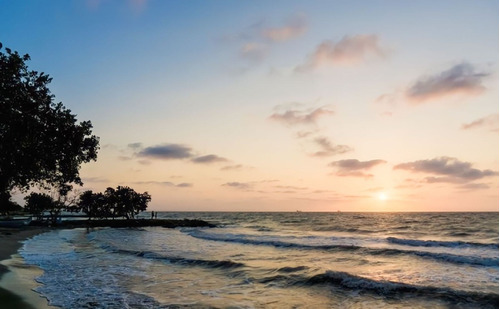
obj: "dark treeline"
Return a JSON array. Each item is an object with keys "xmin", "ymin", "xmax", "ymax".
[{"xmin": 25, "ymin": 186, "xmax": 151, "ymax": 223}]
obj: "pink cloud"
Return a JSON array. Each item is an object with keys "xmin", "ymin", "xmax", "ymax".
[
  {"xmin": 296, "ymin": 34, "xmax": 386, "ymax": 72},
  {"xmin": 269, "ymin": 106, "xmax": 334, "ymax": 126},
  {"xmin": 329, "ymin": 159, "xmax": 386, "ymax": 177},
  {"xmin": 261, "ymin": 15, "xmax": 307, "ymax": 42},
  {"xmin": 461, "ymin": 113, "xmax": 498, "ymax": 132},
  {"xmin": 406, "ymin": 63, "xmax": 489, "ymax": 103}
]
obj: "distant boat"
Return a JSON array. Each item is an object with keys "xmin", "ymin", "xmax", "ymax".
[{"xmin": 0, "ymin": 217, "xmax": 32, "ymax": 227}]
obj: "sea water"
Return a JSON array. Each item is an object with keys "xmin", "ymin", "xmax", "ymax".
[{"xmin": 19, "ymin": 212, "xmax": 499, "ymax": 308}]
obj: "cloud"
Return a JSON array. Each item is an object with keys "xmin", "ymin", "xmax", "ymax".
[
  {"xmin": 457, "ymin": 183, "xmax": 490, "ymax": 190},
  {"xmin": 274, "ymin": 185, "xmax": 308, "ymax": 190},
  {"xmin": 81, "ymin": 177, "xmax": 110, "ymax": 183},
  {"xmin": 261, "ymin": 15, "xmax": 307, "ymax": 42},
  {"xmin": 296, "ymin": 130, "xmax": 317, "ymax": 139},
  {"xmin": 191, "ymin": 154, "xmax": 228, "ymax": 164},
  {"xmin": 220, "ymin": 164, "xmax": 244, "ymax": 171},
  {"xmin": 131, "ymin": 142, "xmax": 237, "ymax": 167},
  {"xmin": 394, "ymin": 157, "xmax": 497, "ymax": 183},
  {"xmin": 128, "ymin": 142, "xmax": 143, "ymax": 150},
  {"xmin": 461, "ymin": 113, "xmax": 498, "ymax": 132},
  {"xmin": 312, "ymin": 137, "xmax": 352, "ymax": 157},
  {"xmin": 297, "ymin": 34, "xmax": 386, "ymax": 71},
  {"xmin": 329, "ymin": 159, "xmax": 386, "ymax": 177},
  {"xmin": 269, "ymin": 106, "xmax": 334, "ymax": 126},
  {"xmin": 118, "ymin": 156, "xmax": 133, "ymax": 161},
  {"xmin": 222, "ymin": 182, "xmax": 253, "ymax": 190},
  {"xmin": 225, "ymin": 14, "xmax": 307, "ymax": 65},
  {"xmin": 138, "ymin": 144, "xmax": 193, "ymax": 160},
  {"xmin": 239, "ymin": 42, "xmax": 267, "ymax": 62},
  {"xmin": 132, "ymin": 181, "xmax": 193, "ymax": 188},
  {"xmin": 406, "ymin": 63, "xmax": 489, "ymax": 103}
]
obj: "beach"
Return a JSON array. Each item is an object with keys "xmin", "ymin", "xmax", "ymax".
[
  {"xmin": 0, "ymin": 227, "xmax": 50, "ymax": 309},
  {"xmin": 7, "ymin": 212, "xmax": 498, "ymax": 308}
]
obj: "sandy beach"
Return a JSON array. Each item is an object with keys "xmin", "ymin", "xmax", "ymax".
[{"xmin": 0, "ymin": 227, "xmax": 49, "ymax": 309}]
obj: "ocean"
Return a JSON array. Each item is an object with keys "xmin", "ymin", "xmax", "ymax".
[{"xmin": 18, "ymin": 212, "xmax": 499, "ymax": 308}]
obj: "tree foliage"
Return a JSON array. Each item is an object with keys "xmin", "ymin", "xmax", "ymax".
[
  {"xmin": 24, "ymin": 192, "xmax": 56, "ymax": 221},
  {"xmin": 77, "ymin": 190, "xmax": 107, "ymax": 220},
  {"xmin": 76, "ymin": 186, "xmax": 151, "ymax": 220},
  {"xmin": 0, "ymin": 43, "xmax": 99, "ymax": 213}
]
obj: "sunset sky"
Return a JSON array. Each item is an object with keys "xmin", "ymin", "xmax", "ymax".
[{"xmin": 1, "ymin": 0, "xmax": 498, "ymax": 212}]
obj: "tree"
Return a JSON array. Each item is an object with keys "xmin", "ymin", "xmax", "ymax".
[
  {"xmin": 106, "ymin": 186, "xmax": 150, "ymax": 219},
  {"xmin": 77, "ymin": 190, "xmax": 106, "ymax": 220},
  {"xmin": 24, "ymin": 192, "xmax": 55, "ymax": 221},
  {"xmin": 0, "ymin": 43, "xmax": 99, "ymax": 213},
  {"xmin": 77, "ymin": 186, "xmax": 150, "ymax": 220}
]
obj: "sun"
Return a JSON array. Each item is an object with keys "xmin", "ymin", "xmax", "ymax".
[{"xmin": 378, "ymin": 192, "xmax": 388, "ymax": 201}]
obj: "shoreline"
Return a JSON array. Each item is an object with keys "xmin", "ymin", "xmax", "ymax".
[
  {"xmin": 0, "ymin": 227, "xmax": 50, "ymax": 309},
  {"xmin": 0, "ymin": 218, "xmax": 215, "ymax": 308}
]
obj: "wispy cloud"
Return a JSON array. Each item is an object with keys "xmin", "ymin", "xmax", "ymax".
[
  {"xmin": 394, "ymin": 157, "xmax": 497, "ymax": 183},
  {"xmin": 132, "ymin": 181, "xmax": 193, "ymax": 188},
  {"xmin": 222, "ymin": 182, "xmax": 253, "ymax": 190},
  {"xmin": 457, "ymin": 183, "xmax": 490, "ymax": 190},
  {"xmin": 128, "ymin": 142, "xmax": 143, "ymax": 150},
  {"xmin": 261, "ymin": 15, "xmax": 307, "ymax": 42},
  {"xmin": 269, "ymin": 106, "xmax": 334, "ymax": 126},
  {"xmin": 81, "ymin": 177, "xmax": 110, "ymax": 183},
  {"xmin": 225, "ymin": 14, "xmax": 307, "ymax": 65},
  {"xmin": 296, "ymin": 34, "xmax": 386, "ymax": 72},
  {"xmin": 461, "ymin": 113, "xmax": 498, "ymax": 132},
  {"xmin": 220, "ymin": 164, "xmax": 244, "ymax": 171},
  {"xmin": 191, "ymin": 154, "xmax": 229, "ymax": 164},
  {"xmin": 329, "ymin": 159, "xmax": 386, "ymax": 177},
  {"xmin": 312, "ymin": 137, "xmax": 352, "ymax": 157},
  {"xmin": 274, "ymin": 185, "xmax": 308, "ymax": 190},
  {"xmin": 134, "ymin": 143, "xmax": 233, "ymax": 166},
  {"xmin": 295, "ymin": 130, "xmax": 317, "ymax": 139},
  {"xmin": 406, "ymin": 62, "xmax": 489, "ymax": 103},
  {"xmin": 239, "ymin": 42, "xmax": 267, "ymax": 62},
  {"xmin": 138, "ymin": 144, "xmax": 193, "ymax": 160}
]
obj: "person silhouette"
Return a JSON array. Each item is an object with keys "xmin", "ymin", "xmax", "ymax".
[{"xmin": 151, "ymin": 211, "xmax": 154, "ymax": 219}]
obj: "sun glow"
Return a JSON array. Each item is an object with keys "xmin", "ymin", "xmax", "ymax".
[{"xmin": 378, "ymin": 192, "xmax": 388, "ymax": 201}]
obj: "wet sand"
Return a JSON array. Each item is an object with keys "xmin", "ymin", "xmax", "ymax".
[{"xmin": 0, "ymin": 227, "xmax": 49, "ymax": 309}]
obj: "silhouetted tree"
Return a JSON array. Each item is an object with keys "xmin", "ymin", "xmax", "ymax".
[
  {"xmin": 24, "ymin": 192, "xmax": 55, "ymax": 221},
  {"xmin": 77, "ymin": 186, "xmax": 150, "ymax": 220},
  {"xmin": 105, "ymin": 186, "xmax": 150, "ymax": 219},
  {"xmin": 77, "ymin": 190, "xmax": 107, "ymax": 220},
  {"xmin": 0, "ymin": 43, "xmax": 99, "ymax": 214}
]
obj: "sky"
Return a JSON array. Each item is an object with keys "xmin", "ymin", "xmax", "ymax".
[{"xmin": 1, "ymin": 0, "xmax": 498, "ymax": 212}]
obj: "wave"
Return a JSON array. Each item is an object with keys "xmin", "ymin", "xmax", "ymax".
[
  {"xmin": 112, "ymin": 248, "xmax": 245, "ymax": 270},
  {"xmin": 387, "ymin": 237, "xmax": 499, "ymax": 249},
  {"xmin": 186, "ymin": 230, "xmax": 498, "ymax": 267},
  {"xmin": 277, "ymin": 266, "xmax": 309, "ymax": 273},
  {"xmin": 250, "ymin": 270, "xmax": 499, "ymax": 308},
  {"xmin": 184, "ymin": 230, "xmax": 361, "ymax": 251},
  {"xmin": 303, "ymin": 271, "xmax": 499, "ymax": 308},
  {"xmin": 369, "ymin": 248, "xmax": 498, "ymax": 267}
]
